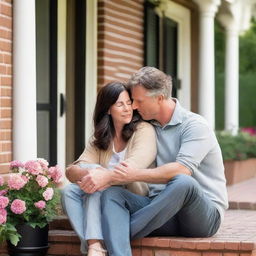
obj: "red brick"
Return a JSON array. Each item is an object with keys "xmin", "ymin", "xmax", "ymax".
[
  {"xmin": 224, "ymin": 242, "xmax": 240, "ymax": 250},
  {"xmin": 0, "ymin": 87, "xmax": 12, "ymax": 97},
  {"xmin": 1, "ymin": 108, "xmax": 11, "ymax": 118},
  {"xmin": 169, "ymin": 240, "xmax": 184, "ymax": 249},
  {"xmin": 210, "ymin": 241, "xmax": 225, "ymax": 250},
  {"xmin": 196, "ymin": 241, "xmax": 211, "ymax": 250},
  {"xmin": 140, "ymin": 248, "xmax": 154, "ymax": 256},
  {"xmin": 223, "ymin": 253, "xmax": 239, "ymax": 256},
  {"xmin": 240, "ymin": 242, "xmax": 256, "ymax": 251},
  {"xmin": 132, "ymin": 248, "xmax": 141, "ymax": 256},
  {"xmin": 154, "ymin": 249, "xmax": 171, "ymax": 256},
  {"xmin": 141, "ymin": 237, "xmax": 157, "ymax": 247},
  {"xmin": 0, "ymin": 16, "xmax": 12, "ymax": 29},
  {"xmin": 156, "ymin": 238, "xmax": 171, "ymax": 248},
  {"xmin": 202, "ymin": 253, "xmax": 222, "ymax": 256},
  {"xmin": 3, "ymin": 54, "xmax": 11, "ymax": 64},
  {"xmin": 0, "ymin": 164, "xmax": 10, "ymax": 173},
  {"xmin": 132, "ymin": 239, "xmax": 141, "ymax": 246},
  {"xmin": 1, "ymin": 3, "xmax": 12, "ymax": 17}
]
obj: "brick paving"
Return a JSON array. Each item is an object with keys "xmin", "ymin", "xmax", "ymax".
[{"xmin": 228, "ymin": 177, "xmax": 256, "ymax": 210}]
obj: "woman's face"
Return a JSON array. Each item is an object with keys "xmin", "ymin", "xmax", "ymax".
[{"xmin": 109, "ymin": 90, "xmax": 133, "ymax": 126}]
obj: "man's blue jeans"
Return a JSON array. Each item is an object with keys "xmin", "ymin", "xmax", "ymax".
[{"xmin": 101, "ymin": 174, "xmax": 221, "ymax": 256}]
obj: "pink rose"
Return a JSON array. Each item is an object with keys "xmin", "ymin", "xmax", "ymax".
[
  {"xmin": 11, "ymin": 199, "xmax": 26, "ymax": 214},
  {"xmin": 37, "ymin": 158, "xmax": 49, "ymax": 169},
  {"xmin": 0, "ymin": 208, "xmax": 7, "ymax": 224},
  {"xmin": 0, "ymin": 196, "xmax": 9, "ymax": 208},
  {"xmin": 0, "ymin": 190, "xmax": 7, "ymax": 196},
  {"xmin": 8, "ymin": 174, "xmax": 27, "ymax": 190},
  {"xmin": 43, "ymin": 188, "xmax": 54, "ymax": 201},
  {"xmin": 48, "ymin": 165, "xmax": 62, "ymax": 183},
  {"xmin": 24, "ymin": 160, "xmax": 42, "ymax": 175},
  {"xmin": 0, "ymin": 176, "xmax": 4, "ymax": 186},
  {"xmin": 10, "ymin": 160, "xmax": 24, "ymax": 169},
  {"xmin": 36, "ymin": 175, "xmax": 48, "ymax": 188},
  {"xmin": 34, "ymin": 200, "xmax": 46, "ymax": 210}
]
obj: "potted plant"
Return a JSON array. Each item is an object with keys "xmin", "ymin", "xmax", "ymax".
[
  {"xmin": 0, "ymin": 159, "xmax": 62, "ymax": 256},
  {"xmin": 216, "ymin": 128, "xmax": 256, "ymax": 185}
]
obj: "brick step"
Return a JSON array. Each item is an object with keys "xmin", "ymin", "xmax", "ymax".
[
  {"xmin": 1, "ymin": 210, "xmax": 256, "ymax": 256},
  {"xmin": 46, "ymin": 229, "xmax": 256, "ymax": 256}
]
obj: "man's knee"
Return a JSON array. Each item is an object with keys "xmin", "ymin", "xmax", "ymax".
[
  {"xmin": 167, "ymin": 174, "xmax": 200, "ymax": 194},
  {"xmin": 101, "ymin": 186, "xmax": 124, "ymax": 201}
]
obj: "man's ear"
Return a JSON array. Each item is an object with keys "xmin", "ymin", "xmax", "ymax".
[{"xmin": 157, "ymin": 94, "xmax": 164, "ymax": 103}]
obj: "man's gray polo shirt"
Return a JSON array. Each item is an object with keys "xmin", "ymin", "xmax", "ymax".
[{"xmin": 148, "ymin": 99, "xmax": 228, "ymax": 221}]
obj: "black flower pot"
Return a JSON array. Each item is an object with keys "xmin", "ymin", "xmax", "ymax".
[{"xmin": 7, "ymin": 223, "xmax": 49, "ymax": 256}]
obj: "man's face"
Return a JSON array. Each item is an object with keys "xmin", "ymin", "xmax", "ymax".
[{"xmin": 131, "ymin": 86, "xmax": 160, "ymax": 120}]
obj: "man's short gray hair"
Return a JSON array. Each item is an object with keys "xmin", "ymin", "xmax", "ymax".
[{"xmin": 128, "ymin": 66, "xmax": 172, "ymax": 99}]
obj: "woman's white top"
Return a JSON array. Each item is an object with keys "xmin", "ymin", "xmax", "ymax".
[{"xmin": 107, "ymin": 145, "xmax": 127, "ymax": 170}]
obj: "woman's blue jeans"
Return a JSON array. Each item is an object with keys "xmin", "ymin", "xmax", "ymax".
[
  {"xmin": 61, "ymin": 183, "xmax": 103, "ymax": 253},
  {"xmin": 100, "ymin": 174, "xmax": 221, "ymax": 256}
]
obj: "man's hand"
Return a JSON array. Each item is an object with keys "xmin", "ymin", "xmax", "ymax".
[
  {"xmin": 113, "ymin": 162, "xmax": 137, "ymax": 184},
  {"xmin": 78, "ymin": 168, "xmax": 111, "ymax": 194}
]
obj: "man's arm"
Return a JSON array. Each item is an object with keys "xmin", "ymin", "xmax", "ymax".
[{"xmin": 112, "ymin": 162, "xmax": 191, "ymax": 184}]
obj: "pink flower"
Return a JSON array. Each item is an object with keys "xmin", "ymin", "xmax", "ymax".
[
  {"xmin": 0, "ymin": 196, "xmax": 9, "ymax": 208},
  {"xmin": 10, "ymin": 160, "xmax": 24, "ymax": 169},
  {"xmin": 8, "ymin": 174, "xmax": 27, "ymax": 190},
  {"xmin": 43, "ymin": 188, "xmax": 54, "ymax": 201},
  {"xmin": 24, "ymin": 160, "xmax": 42, "ymax": 175},
  {"xmin": 34, "ymin": 200, "xmax": 46, "ymax": 210},
  {"xmin": 48, "ymin": 165, "xmax": 62, "ymax": 183},
  {"xmin": 11, "ymin": 199, "xmax": 26, "ymax": 214},
  {"xmin": 37, "ymin": 158, "xmax": 49, "ymax": 169},
  {"xmin": 0, "ymin": 208, "xmax": 7, "ymax": 224},
  {"xmin": 0, "ymin": 190, "xmax": 7, "ymax": 196},
  {"xmin": 36, "ymin": 175, "xmax": 48, "ymax": 188},
  {"xmin": 241, "ymin": 127, "xmax": 256, "ymax": 136},
  {"xmin": 0, "ymin": 176, "xmax": 4, "ymax": 186}
]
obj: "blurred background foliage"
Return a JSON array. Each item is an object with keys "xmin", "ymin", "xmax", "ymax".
[{"xmin": 215, "ymin": 18, "xmax": 256, "ymax": 130}]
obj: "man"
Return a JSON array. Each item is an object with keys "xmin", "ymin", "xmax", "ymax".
[{"xmin": 82, "ymin": 67, "xmax": 228, "ymax": 256}]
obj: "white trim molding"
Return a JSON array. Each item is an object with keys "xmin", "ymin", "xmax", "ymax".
[
  {"xmin": 164, "ymin": 1, "xmax": 191, "ymax": 111},
  {"xmin": 85, "ymin": 0, "xmax": 98, "ymax": 143}
]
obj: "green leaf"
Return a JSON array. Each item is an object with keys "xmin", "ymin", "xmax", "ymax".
[{"xmin": 8, "ymin": 234, "xmax": 21, "ymax": 246}]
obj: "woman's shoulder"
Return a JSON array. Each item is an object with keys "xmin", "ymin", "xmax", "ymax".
[{"xmin": 136, "ymin": 121, "xmax": 155, "ymax": 131}]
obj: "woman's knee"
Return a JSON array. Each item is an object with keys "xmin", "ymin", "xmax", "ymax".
[{"xmin": 61, "ymin": 183, "xmax": 83, "ymax": 199}]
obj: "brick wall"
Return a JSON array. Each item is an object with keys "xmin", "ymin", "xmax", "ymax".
[
  {"xmin": 97, "ymin": 0, "xmax": 144, "ymax": 88},
  {"xmin": 0, "ymin": 0, "xmax": 12, "ymax": 174}
]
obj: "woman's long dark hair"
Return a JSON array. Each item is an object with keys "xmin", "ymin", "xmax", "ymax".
[{"xmin": 93, "ymin": 82, "xmax": 140, "ymax": 150}]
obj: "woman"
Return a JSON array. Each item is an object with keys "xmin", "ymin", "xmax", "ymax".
[{"xmin": 61, "ymin": 82, "xmax": 156, "ymax": 256}]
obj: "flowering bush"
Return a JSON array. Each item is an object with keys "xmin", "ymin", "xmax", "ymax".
[{"xmin": 0, "ymin": 159, "xmax": 62, "ymax": 246}]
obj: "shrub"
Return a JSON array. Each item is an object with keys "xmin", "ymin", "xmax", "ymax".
[{"xmin": 216, "ymin": 129, "xmax": 256, "ymax": 161}]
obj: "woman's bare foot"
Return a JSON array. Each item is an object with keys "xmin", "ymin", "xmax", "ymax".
[{"xmin": 87, "ymin": 240, "xmax": 107, "ymax": 256}]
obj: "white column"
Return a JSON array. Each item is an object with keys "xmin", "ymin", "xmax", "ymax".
[
  {"xmin": 13, "ymin": 0, "xmax": 37, "ymax": 160},
  {"xmin": 193, "ymin": 0, "xmax": 221, "ymax": 129},
  {"xmin": 224, "ymin": 28, "xmax": 239, "ymax": 133},
  {"xmin": 217, "ymin": 0, "xmax": 246, "ymax": 134}
]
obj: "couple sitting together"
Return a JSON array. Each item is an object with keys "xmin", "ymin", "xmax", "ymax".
[{"xmin": 61, "ymin": 67, "xmax": 228, "ymax": 256}]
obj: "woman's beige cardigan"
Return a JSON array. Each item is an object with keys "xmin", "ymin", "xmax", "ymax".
[{"xmin": 74, "ymin": 121, "xmax": 157, "ymax": 195}]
